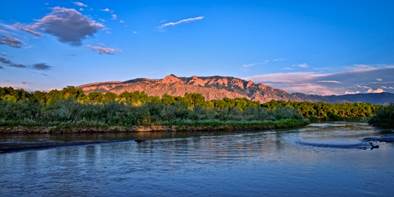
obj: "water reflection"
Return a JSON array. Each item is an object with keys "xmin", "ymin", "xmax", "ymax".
[{"xmin": 0, "ymin": 122, "xmax": 394, "ymax": 197}]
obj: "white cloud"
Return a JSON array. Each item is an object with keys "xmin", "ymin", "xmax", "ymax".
[
  {"xmin": 249, "ymin": 72, "xmax": 326, "ymax": 83},
  {"xmin": 367, "ymin": 88, "xmax": 384, "ymax": 93},
  {"xmin": 241, "ymin": 58, "xmax": 285, "ymax": 69},
  {"xmin": 356, "ymin": 85, "xmax": 371, "ymax": 89},
  {"xmin": 101, "ymin": 8, "xmax": 112, "ymax": 13},
  {"xmin": 248, "ymin": 72, "xmax": 338, "ymax": 95},
  {"xmin": 247, "ymin": 65, "xmax": 394, "ymax": 95},
  {"xmin": 293, "ymin": 63, "xmax": 309, "ymax": 68},
  {"xmin": 280, "ymin": 83, "xmax": 337, "ymax": 95},
  {"xmin": 241, "ymin": 63, "xmax": 257, "ymax": 68},
  {"xmin": 317, "ymin": 80, "xmax": 341, "ymax": 84},
  {"xmin": 350, "ymin": 64, "xmax": 378, "ymax": 72},
  {"xmin": 159, "ymin": 16, "xmax": 204, "ymax": 29},
  {"xmin": 345, "ymin": 91, "xmax": 361, "ymax": 94},
  {"xmin": 100, "ymin": 8, "xmax": 121, "ymax": 22},
  {"xmin": 73, "ymin": 2, "xmax": 87, "ymax": 8},
  {"xmin": 88, "ymin": 44, "xmax": 118, "ymax": 55}
]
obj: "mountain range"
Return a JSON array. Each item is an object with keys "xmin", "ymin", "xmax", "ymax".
[{"xmin": 80, "ymin": 74, "xmax": 394, "ymax": 104}]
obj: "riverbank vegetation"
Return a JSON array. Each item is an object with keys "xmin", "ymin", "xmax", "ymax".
[
  {"xmin": 369, "ymin": 104, "xmax": 394, "ymax": 129},
  {"xmin": 0, "ymin": 87, "xmax": 380, "ymax": 133},
  {"xmin": 264, "ymin": 101, "xmax": 380, "ymax": 121}
]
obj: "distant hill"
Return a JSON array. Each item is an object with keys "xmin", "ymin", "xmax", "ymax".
[
  {"xmin": 293, "ymin": 92, "xmax": 394, "ymax": 104},
  {"xmin": 80, "ymin": 74, "xmax": 394, "ymax": 104}
]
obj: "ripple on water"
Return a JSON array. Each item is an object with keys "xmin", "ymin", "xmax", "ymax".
[{"xmin": 1, "ymin": 122, "xmax": 394, "ymax": 196}]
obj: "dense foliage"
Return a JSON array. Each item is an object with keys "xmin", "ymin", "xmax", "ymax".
[
  {"xmin": 0, "ymin": 87, "xmax": 303, "ymax": 128},
  {"xmin": 369, "ymin": 104, "xmax": 394, "ymax": 128},
  {"xmin": 264, "ymin": 101, "xmax": 380, "ymax": 121},
  {"xmin": 0, "ymin": 87, "xmax": 380, "ymax": 130}
]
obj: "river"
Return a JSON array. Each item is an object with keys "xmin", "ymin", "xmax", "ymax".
[{"xmin": 0, "ymin": 122, "xmax": 393, "ymax": 196}]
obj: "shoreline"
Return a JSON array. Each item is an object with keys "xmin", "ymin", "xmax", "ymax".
[
  {"xmin": 0, "ymin": 119, "xmax": 308, "ymax": 153},
  {"xmin": 0, "ymin": 119, "xmax": 309, "ymax": 135}
]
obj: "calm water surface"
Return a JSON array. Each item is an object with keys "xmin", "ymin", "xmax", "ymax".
[{"xmin": 1, "ymin": 122, "xmax": 394, "ymax": 196}]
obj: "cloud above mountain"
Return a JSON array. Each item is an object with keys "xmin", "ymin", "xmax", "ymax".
[{"xmin": 248, "ymin": 66, "xmax": 394, "ymax": 95}]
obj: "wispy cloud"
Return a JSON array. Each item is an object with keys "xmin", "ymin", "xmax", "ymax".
[
  {"xmin": 159, "ymin": 16, "xmax": 204, "ymax": 29},
  {"xmin": 282, "ymin": 63, "xmax": 310, "ymax": 71},
  {"xmin": 0, "ymin": 35, "xmax": 23, "ymax": 48},
  {"xmin": 350, "ymin": 64, "xmax": 378, "ymax": 72},
  {"xmin": 12, "ymin": 23, "xmax": 41, "ymax": 36},
  {"xmin": 293, "ymin": 63, "xmax": 309, "ymax": 68},
  {"xmin": 241, "ymin": 63, "xmax": 258, "ymax": 68},
  {"xmin": 248, "ymin": 64, "xmax": 394, "ymax": 95},
  {"xmin": 241, "ymin": 58, "xmax": 285, "ymax": 69},
  {"xmin": 101, "ymin": 8, "xmax": 119, "ymax": 21},
  {"xmin": 0, "ymin": 55, "xmax": 52, "ymax": 70},
  {"xmin": 0, "ymin": 56, "xmax": 27, "ymax": 68},
  {"xmin": 317, "ymin": 80, "xmax": 341, "ymax": 84},
  {"xmin": 88, "ymin": 44, "xmax": 118, "ymax": 55},
  {"xmin": 101, "ymin": 8, "xmax": 113, "ymax": 13},
  {"xmin": 73, "ymin": 2, "xmax": 87, "ymax": 8},
  {"xmin": 249, "ymin": 71, "xmax": 325, "ymax": 83}
]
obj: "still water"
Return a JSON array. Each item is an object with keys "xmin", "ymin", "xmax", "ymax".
[{"xmin": 1, "ymin": 122, "xmax": 393, "ymax": 196}]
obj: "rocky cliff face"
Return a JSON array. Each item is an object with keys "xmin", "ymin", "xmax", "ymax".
[{"xmin": 80, "ymin": 74, "xmax": 297, "ymax": 103}]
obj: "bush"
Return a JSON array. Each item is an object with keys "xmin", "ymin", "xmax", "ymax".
[{"xmin": 369, "ymin": 104, "xmax": 394, "ymax": 128}]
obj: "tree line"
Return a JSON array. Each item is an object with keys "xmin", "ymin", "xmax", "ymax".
[{"xmin": 0, "ymin": 87, "xmax": 381, "ymax": 129}]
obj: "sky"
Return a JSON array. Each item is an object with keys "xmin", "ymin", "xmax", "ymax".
[{"xmin": 0, "ymin": 0, "xmax": 394, "ymax": 95}]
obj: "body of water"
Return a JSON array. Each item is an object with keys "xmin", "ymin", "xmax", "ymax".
[{"xmin": 1, "ymin": 122, "xmax": 393, "ymax": 196}]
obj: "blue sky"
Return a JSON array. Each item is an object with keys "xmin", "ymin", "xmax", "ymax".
[{"xmin": 1, "ymin": 0, "xmax": 394, "ymax": 95}]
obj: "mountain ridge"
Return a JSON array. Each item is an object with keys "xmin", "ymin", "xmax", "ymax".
[
  {"xmin": 80, "ymin": 74, "xmax": 394, "ymax": 104},
  {"xmin": 80, "ymin": 74, "xmax": 295, "ymax": 103}
]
